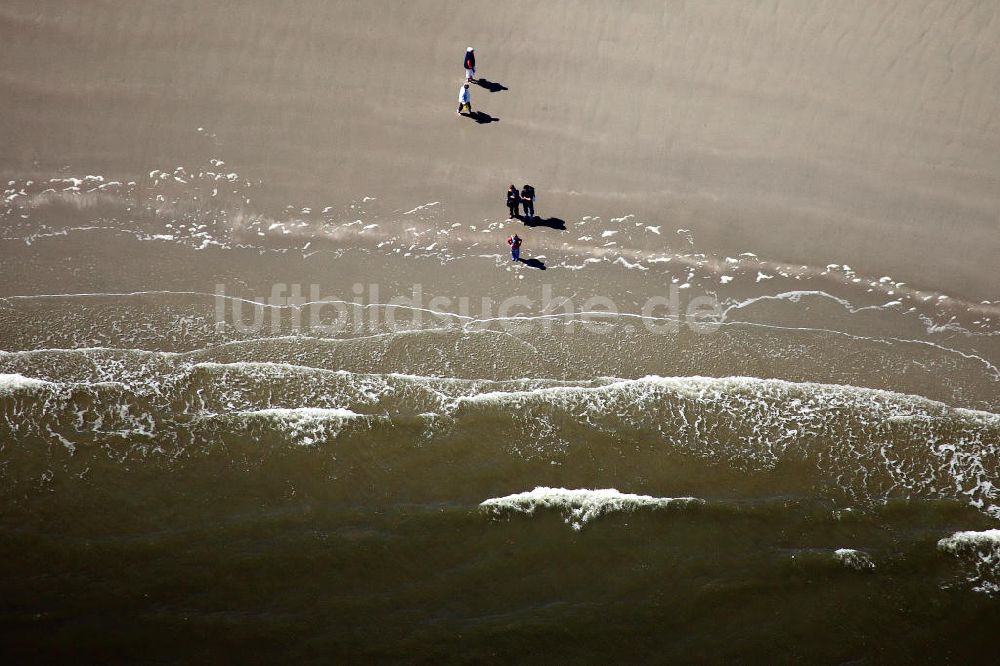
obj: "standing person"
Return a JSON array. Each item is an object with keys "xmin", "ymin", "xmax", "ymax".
[
  {"xmin": 506, "ymin": 184, "xmax": 521, "ymax": 219},
  {"xmin": 520, "ymin": 184, "xmax": 535, "ymax": 220},
  {"xmin": 464, "ymin": 47, "xmax": 476, "ymax": 82},
  {"xmin": 457, "ymin": 83, "xmax": 471, "ymax": 115},
  {"xmin": 507, "ymin": 233, "xmax": 522, "ymax": 261}
]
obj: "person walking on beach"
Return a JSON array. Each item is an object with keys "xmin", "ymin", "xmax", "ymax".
[
  {"xmin": 464, "ymin": 47, "xmax": 476, "ymax": 82},
  {"xmin": 507, "ymin": 233, "xmax": 522, "ymax": 261},
  {"xmin": 520, "ymin": 184, "xmax": 535, "ymax": 220},
  {"xmin": 506, "ymin": 184, "xmax": 521, "ymax": 219},
  {"xmin": 458, "ymin": 83, "xmax": 471, "ymax": 115}
]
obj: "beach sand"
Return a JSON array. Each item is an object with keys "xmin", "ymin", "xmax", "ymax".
[
  {"xmin": 2, "ymin": 1, "xmax": 1000, "ymax": 662},
  {"xmin": 3, "ymin": 0, "xmax": 998, "ymax": 298}
]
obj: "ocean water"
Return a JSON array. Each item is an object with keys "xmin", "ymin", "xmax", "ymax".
[
  {"xmin": 3, "ymin": 225, "xmax": 999, "ymax": 663},
  {"xmin": 3, "ymin": 1, "xmax": 1000, "ymax": 663}
]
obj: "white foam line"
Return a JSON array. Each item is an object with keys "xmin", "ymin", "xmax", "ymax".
[
  {"xmin": 456, "ymin": 374, "xmax": 1000, "ymax": 420},
  {"xmin": 191, "ymin": 360, "xmax": 349, "ymax": 376},
  {"xmin": 720, "ymin": 289, "xmax": 917, "ymax": 322},
  {"xmin": 200, "ymin": 328, "xmax": 459, "ymax": 350},
  {"xmin": 721, "ymin": 290, "xmax": 856, "ymax": 320},
  {"xmin": 194, "ymin": 326, "xmax": 542, "ymax": 359},
  {"xmin": 938, "ymin": 529, "xmax": 1000, "ymax": 550},
  {"xmin": 9, "ymin": 225, "xmax": 117, "ymax": 240},
  {"xmin": 465, "ymin": 310, "xmax": 685, "ymax": 328},
  {"xmin": 5, "ymin": 285, "xmax": 990, "ymax": 346},
  {"xmin": 465, "ymin": 310, "xmax": 999, "ymax": 382},
  {"xmin": 0, "ymin": 346, "xmax": 182, "ymax": 358},
  {"xmin": 2, "ymin": 290, "xmax": 996, "ymax": 382},
  {"xmin": 186, "ymin": 360, "xmax": 582, "ymax": 390},
  {"xmin": 0, "ymin": 373, "xmax": 58, "ymax": 391},
  {"xmin": 480, "ymin": 486, "xmax": 703, "ymax": 530},
  {"xmin": 7, "ymin": 197, "xmax": 998, "ymax": 326},
  {"xmin": 211, "ymin": 407, "xmax": 364, "ymax": 419},
  {"xmin": 0, "ymin": 308, "xmax": 1000, "ymax": 381},
  {"xmin": 3, "ymin": 348, "xmax": 1000, "ymax": 421},
  {"xmin": 0, "ymin": 373, "xmax": 127, "ymax": 393},
  {"xmin": 531, "ymin": 241, "xmax": 999, "ymax": 327},
  {"xmin": 0, "ymin": 290, "xmax": 478, "ymax": 321},
  {"xmin": 2, "ymin": 289, "xmax": 246, "ymax": 304},
  {"xmin": 725, "ymin": 319, "xmax": 1000, "ymax": 382},
  {"xmin": 717, "ymin": 290, "xmax": 999, "ymax": 379},
  {"xmin": 0, "ymin": 292, "xmax": 694, "ymax": 336},
  {"xmin": 0, "ymin": 327, "xmax": 538, "ymax": 364}
]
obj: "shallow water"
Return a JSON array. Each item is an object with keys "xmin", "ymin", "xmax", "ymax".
[{"xmin": 3, "ymin": 230, "xmax": 999, "ymax": 662}]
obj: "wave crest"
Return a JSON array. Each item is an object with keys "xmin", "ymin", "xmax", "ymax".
[{"xmin": 480, "ymin": 486, "xmax": 703, "ymax": 530}]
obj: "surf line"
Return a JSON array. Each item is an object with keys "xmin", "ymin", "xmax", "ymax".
[
  {"xmin": 2, "ymin": 290, "xmax": 996, "ymax": 381},
  {"xmin": 722, "ymin": 319, "xmax": 1000, "ymax": 382},
  {"xmin": 720, "ymin": 289, "xmax": 999, "ymax": 338},
  {"xmin": 9, "ymin": 365, "xmax": 998, "ymax": 421}
]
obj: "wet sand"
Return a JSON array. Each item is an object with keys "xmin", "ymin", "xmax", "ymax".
[{"xmin": 3, "ymin": 0, "xmax": 999, "ymax": 299}]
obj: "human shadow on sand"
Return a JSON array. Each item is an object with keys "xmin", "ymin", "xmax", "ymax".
[
  {"xmin": 475, "ymin": 78, "xmax": 508, "ymax": 93},
  {"xmin": 519, "ymin": 257, "xmax": 546, "ymax": 270},
  {"xmin": 522, "ymin": 216, "xmax": 566, "ymax": 230},
  {"xmin": 464, "ymin": 110, "xmax": 499, "ymax": 124}
]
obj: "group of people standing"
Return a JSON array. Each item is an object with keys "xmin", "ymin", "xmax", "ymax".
[
  {"xmin": 506, "ymin": 185, "xmax": 536, "ymax": 261},
  {"xmin": 506, "ymin": 184, "xmax": 536, "ymax": 221},
  {"xmin": 505, "ymin": 183, "xmax": 535, "ymax": 262},
  {"xmin": 455, "ymin": 47, "xmax": 538, "ymax": 263}
]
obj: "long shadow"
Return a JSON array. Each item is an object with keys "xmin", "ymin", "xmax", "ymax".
[
  {"xmin": 475, "ymin": 78, "xmax": 508, "ymax": 93},
  {"xmin": 520, "ymin": 257, "xmax": 546, "ymax": 270},
  {"xmin": 465, "ymin": 110, "xmax": 499, "ymax": 124},
  {"xmin": 523, "ymin": 216, "xmax": 566, "ymax": 230}
]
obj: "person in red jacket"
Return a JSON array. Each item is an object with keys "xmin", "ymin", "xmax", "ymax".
[
  {"xmin": 507, "ymin": 233, "xmax": 522, "ymax": 261},
  {"xmin": 464, "ymin": 47, "xmax": 476, "ymax": 82}
]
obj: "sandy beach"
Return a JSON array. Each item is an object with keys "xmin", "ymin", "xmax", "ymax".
[
  {"xmin": 2, "ymin": 1, "xmax": 999, "ymax": 662},
  {"xmin": 4, "ymin": 0, "xmax": 999, "ymax": 298}
]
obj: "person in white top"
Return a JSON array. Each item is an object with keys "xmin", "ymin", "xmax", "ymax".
[{"xmin": 457, "ymin": 83, "xmax": 471, "ymax": 115}]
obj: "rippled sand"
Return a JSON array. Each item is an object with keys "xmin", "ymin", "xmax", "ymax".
[{"xmin": 2, "ymin": 1, "xmax": 999, "ymax": 662}]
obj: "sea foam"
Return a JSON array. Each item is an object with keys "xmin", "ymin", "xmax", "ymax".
[
  {"xmin": 833, "ymin": 548, "xmax": 875, "ymax": 570},
  {"xmin": 3, "ymin": 360, "xmax": 999, "ymax": 518},
  {"xmin": 938, "ymin": 529, "xmax": 1000, "ymax": 594},
  {"xmin": 0, "ymin": 373, "xmax": 56, "ymax": 393},
  {"xmin": 480, "ymin": 486, "xmax": 703, "ymax": 530}
]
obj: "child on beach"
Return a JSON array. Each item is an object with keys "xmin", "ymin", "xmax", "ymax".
[
  {"xmin": 506, "ymin": 184, "xmax": 521, "ymax": 219},
  {"xmin": 507, "ymin": 234, "xmax": 522, "ymax": 261},
  {"xmin": 458, "ymin": 83, "xmax": 471, "ymax": 115},
  {"xmin": 464, "ymin": 47, "xmax": 476, "ymax": 82}
]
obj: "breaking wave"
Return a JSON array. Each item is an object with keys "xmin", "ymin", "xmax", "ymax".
[
  {"xmin": 1, "ymin": 359, "xmax": 998, "ymax": 518},
  {"xmin": 833, "ymin": 548, "xmax": 876, "ymax": 571},
  {"xmin": 937, "ymin": 529, "xmax": 1000, "ymax": 595},
  {"xmin": 479, "ymin": 487, "xmax": 703, "ymax": 530}
]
